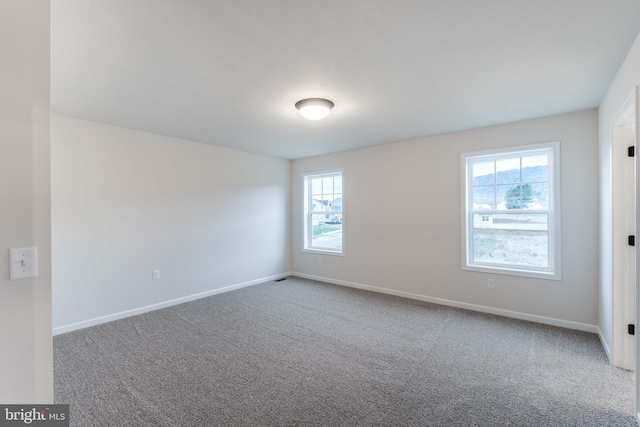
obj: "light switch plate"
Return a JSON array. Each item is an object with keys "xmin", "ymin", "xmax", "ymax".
[{"xmin": 9, "ymin": 247, "xmax": 38, "ymax": 280}]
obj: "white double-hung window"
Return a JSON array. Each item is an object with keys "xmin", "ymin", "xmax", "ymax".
[
  {"xmin": 462, "ymin": 142, "xmax": 561, "ymax": 280},
  {"xmin": 303, "ymin": 170, "xmax": 343, "ymax": 254}
]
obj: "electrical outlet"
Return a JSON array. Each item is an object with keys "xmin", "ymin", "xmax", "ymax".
[
  {"xmin": 487, "ymin": 278, "xmax": 495, "ymax": 289},
  {"xmin": 153, "ymin": 270, "xmax": 160, "ymax": 280}
]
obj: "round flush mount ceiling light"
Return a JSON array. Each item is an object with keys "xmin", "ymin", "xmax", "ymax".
[{"xmin": 295, "ymin": 98, "xmax": 335, "ymax": 121}]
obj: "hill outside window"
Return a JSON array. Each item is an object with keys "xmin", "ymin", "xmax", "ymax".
[
  {"xmin": 462, "ymin": 142, "xmax": 561, "ymax": 280},
  {"xmin": 303, "ymin": 170, "xmax": 344, "ymax": 255}
]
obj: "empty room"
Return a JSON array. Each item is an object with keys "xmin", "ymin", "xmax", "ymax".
[{"xmin": 4, "ymin": 0, "xmax": 640, "ymax": 425}]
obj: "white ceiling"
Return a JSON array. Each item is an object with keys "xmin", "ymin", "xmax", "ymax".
[{"xmin": 52, "ymin": 1, "xmax": 640, "ymax": 160}]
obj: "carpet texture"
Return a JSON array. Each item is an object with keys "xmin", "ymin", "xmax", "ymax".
[{"xmin": 54, "ymin": 277, "xmax": 635, "ymax": 426}]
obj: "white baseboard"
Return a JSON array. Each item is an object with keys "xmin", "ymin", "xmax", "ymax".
[
  {"xmin": 292, "ymin": 272, "xmax": 599, "ymax": 334},
  {"xmin": 53, "ymin": 272, "xmax": 292, "ymax": 335},
  {"xmin": 597, "ymin": 327, "xmax": 613, "ymax": 364}
]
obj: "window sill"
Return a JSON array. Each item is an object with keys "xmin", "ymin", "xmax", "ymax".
[
  {"xmin": 462, "ymin": 264, "xmax": 561, "ymax": 281},
  {"xmin": 302, "ymin": 248, "xmax": 344, "ymax": 257}
]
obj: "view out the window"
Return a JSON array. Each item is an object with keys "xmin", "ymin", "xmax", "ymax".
[
  {"xmin": 303, "ymin": 170, "xmax": 343, "ymax": 254},
  {"xmin": 462, "ymin": 142, "xmax": 560, "ymax": 280}
]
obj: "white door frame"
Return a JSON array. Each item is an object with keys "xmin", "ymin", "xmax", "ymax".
[
  {"xmin": 612, "ymin": 89, "xmax": 636, "ymax": 371},
  {"xmin": 633, "ymin": 86, "xmax": 640, "ymax": 425}
]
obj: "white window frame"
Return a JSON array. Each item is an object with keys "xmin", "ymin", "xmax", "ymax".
[
  {"xmin": 461, "ymin": 141, "xmax": 561, "ymax": 280},
  {"xmin": 303, "ymin": 169, "xmax": 344, "ymax": 255}
]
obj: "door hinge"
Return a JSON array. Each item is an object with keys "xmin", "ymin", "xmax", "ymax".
[
  {"xmin": 629, "ymin": 235, "xmax": 635, "ymax": 246},
  {"xmin": 629, "ymin": 146, "xmax": 635, "ymax": 157},
  {"xmin": 629, "ymin": 324, "xmax": 635, "ymax": 335}
]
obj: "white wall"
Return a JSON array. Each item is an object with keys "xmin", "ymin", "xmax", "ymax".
[
  {"xmin": 598, "ymin": 31, "xmax": 640, "ymax": 355},
  {"xmin": 52, "ymin": 115, "xmax": 290, "ymax": 331},
  {"xmin": 292, "ymin": 110, "xmax": 599, "ymax": 329},
  {"xmin": 0, "ymin": 1, "xmax": 52, "ymax": 403}
]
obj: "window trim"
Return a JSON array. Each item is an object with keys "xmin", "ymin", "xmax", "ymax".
[
  {"xmin": 302, "ymin": 169, "xmax": 345, "ymax": 256},
  {"xmin": 461, "ymin": 141, "xmax": 561, "ymax": 281}
]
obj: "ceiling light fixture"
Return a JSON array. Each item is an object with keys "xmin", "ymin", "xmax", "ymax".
[{"xmin": 295, "ymin": 98, "xmax": 334, "ymax": 121}]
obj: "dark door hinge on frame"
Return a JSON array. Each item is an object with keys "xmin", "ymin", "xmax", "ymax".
[
  {"xmin": 629, "ymin": 235, "xmax": 635, "ymax": 246},
  {"xmin": 629, "ymin": 324, "xmax": 635, "ymax": 335},
  {"xmin": 629, "ymin": 146, "xmax": 635, "ymax": 157}
]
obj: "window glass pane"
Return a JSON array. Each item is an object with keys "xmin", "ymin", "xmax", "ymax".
[
  {"xmin": 311, "ymin": 178, "xmax": 322, "ymax": 196},
  {"xmin": 311, "ymin": 213, "xmax": 342, "ymax": 250},
  {"xmin": 472, "ymin": 160, "xmax": 494, "ymax": 185},
  {"xmin": 310, "ymin": 197, "xmax": 324, "ymax": 212},
  {"xmin": 334, "ymin": 175, "xmax": 343, "ymax": 193},
  {"xmin": 527, "ymin": 182, "xmax": 548, "ymax": 209},
  {"xmin": 472, "ymin": 213, "xmax": 549, "ymax": 268},
  {"xmin": 495, "ymin": 157, "xmax": 520, "ymax": 184},
  {"xmin": 522, "ymin": 154, "xmax": 548, "ymax": 182},
  {"xmin": 496, "ymin": 185, "xmax": 513, "ymax": 210},
  {"xmin": 333, "ymin": 195, "xmax": 343, "ymax": 212},
  {"xmin": 472, "ymin": 186, "xmax": 495, "ymax": 209},
  {"xmin": 322, "ymin": 176, "xmax": 334, "ymax": 194}
]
